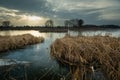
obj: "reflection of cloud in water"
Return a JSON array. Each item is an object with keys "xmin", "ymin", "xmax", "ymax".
[
  {"xmin": 0, "ymin": 30, "xmax": 119, "ymax": 38},
  {"xmin": 0, "ymin": 30, "xmax": 64, "ymax": 40},
  {"xmin": 29, "ymin": 31, "xmax": 46, "ymax": 37},
  {"xmin": 82, "ymin": 30, "xmax": 120, "ymax": 37},
  {"xmin": 0, "ymin": 30, "xmax": 47, "ymax": 38},
  {"xmin": 0, "ymin": 59, "xmax": 30, "ymax": 66},
  {"xmin": 69, "ymin": 29, "xmax": 120, "ymax": 37}
]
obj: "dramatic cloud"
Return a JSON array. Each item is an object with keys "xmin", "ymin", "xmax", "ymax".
[
  {"xmin": 0, "ymin": 7, "xmax": 48, "ymax": 26},
  {"xmin": 0, "ymin": 0, "xmax": 120, "ymax": 26}
]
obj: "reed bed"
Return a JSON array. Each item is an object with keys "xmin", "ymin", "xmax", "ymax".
[
  {"xmin": 50, "ymin": 35, "xmax": 120, "ymax": 80},
  {"xmin": 0, "ymin": 34, "xmax": 44, "ymax": 52}
]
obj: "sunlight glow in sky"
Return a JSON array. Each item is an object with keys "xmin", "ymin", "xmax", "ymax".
[
  {"xmin": 27, "ymin": 15, "xmax": 43, "ymax": 21},
  {"xmin": 17, "ymin": 15, "xmax": 47, "ymax": 26},
  {"xmin": 0, "ymin": 0, "xmax": 120, "ymax": 26}
]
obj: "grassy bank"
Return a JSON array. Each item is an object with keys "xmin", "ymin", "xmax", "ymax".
[
  {"xmin": 51, "ymin": 35, "xmax": 120, "ymax": 80},
  {"xmin": 0, "ymin": 34, "xmax": 44, "ymax": 52}
]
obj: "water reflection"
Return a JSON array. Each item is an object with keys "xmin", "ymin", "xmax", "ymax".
[
  {"xmin": 0, "ymin": 30, "xmax": 46, "ymax": 37},
  {"xmin": 70, "ymin": 29, "xmax": 120, "ymax": 37},
  {"xmin": 0, "ymin": 59, "xmax": 30, "ymax": 66},
  {"xmin": 0, "ymin": 29, "xmax": 120, "ymax": 80},
  {"xmin": 0, "ymin": 29, "xmax": 119, "ymax": 38}
]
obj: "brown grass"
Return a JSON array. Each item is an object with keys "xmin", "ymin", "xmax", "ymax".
[
  {"xmin": 50, "ymin": 35, "xmax": 120, "ymax": 80},
  {"xmin": 0, "ymin": 34, "xmax": 44, "ymax": 52}
]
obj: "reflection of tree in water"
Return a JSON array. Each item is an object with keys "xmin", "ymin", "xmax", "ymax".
[{"xmin": 78, "ymin": 31, "xmax": 82, "ymax": 36}]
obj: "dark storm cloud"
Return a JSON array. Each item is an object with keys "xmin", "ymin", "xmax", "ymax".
[
  {"xmin": 0, "ymin": 0, "xmax": 120, "ymax": 25},
  {"xmin": 0, "ymin": 0, "xmax": 47, "ymax": 11},
  {"xmin": 0, "ymin": 0, "xmax": 54, "ymax": 17}
]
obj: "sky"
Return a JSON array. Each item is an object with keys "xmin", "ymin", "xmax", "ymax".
[{"xmin": 0, "ymin": 0, "xmax": 120, "ymax": 26}]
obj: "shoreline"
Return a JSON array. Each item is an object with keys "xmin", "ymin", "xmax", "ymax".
[{"xmin": 0, "ymin": 27, "xmax": 120, "ymax": 32}]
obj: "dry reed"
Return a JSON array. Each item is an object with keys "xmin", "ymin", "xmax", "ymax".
[
  {"xmin": 50, "ymin": 35, "xmax": 120, "ymax": 80},
  {"xmin": 0, "ymin": 34, "xmax": 44, "ymax": 52}
]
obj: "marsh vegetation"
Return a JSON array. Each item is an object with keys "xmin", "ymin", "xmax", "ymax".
[
  {"xmin": 0, "ymin": 34, "xmax": 44, "ymax": 52},
  {"xmin": 0, "ymin": 30, "xmax": 120, "ymax": 80},
  {"xmin": 51, "ymin": 35, "xmax": 120, "ymax": 80}
]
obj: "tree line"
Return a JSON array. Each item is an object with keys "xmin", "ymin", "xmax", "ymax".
[
  {"xmin": 0, "ymin": 19, "xmax": 84, "ymax": 27},
  {"xmin": 44, "ymin": 19, "xmax": 84, "ymax": 27},
  {"xmin": 0, "ymin": 19, "xmax": 120, "ymax": 28}
]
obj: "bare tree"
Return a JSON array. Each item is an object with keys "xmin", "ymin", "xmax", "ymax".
[
  {"xmin": 78, "ymin": 19, "xmax": 84, "ymax": 27},
  {"xmin": 64, "ymin": 20, "xmax": 70, "ymax": 27},
  {"xmin": 64, "ymin": 19, "xmax": 79, "ymax": 27},
  {"xmin": 64, "ymin": 19, "xmax": 84, "ymax": 27},
  {"xmin": 2, "ymin": 21, "xmax": 11, "ymax": 27},
  {"xmin": 45, "ymin": 20, "xmax": 54, "ymax": 27}
]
